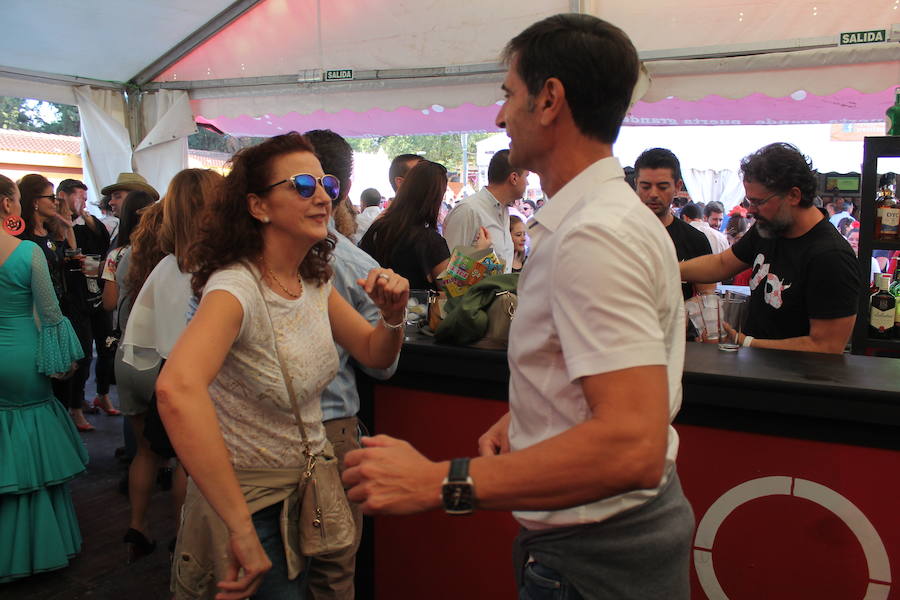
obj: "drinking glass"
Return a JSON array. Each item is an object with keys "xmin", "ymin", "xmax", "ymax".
[
  {"xmin": 405, "ymin": 289, "xmax": 431, "ymax": 339},
  {"xmin": 82, "ymin": 254, "xmax": 101, "ymax": 278},
  {"xmin": 718, "ymin": 294, "xmax": 749, "ymax": 351},
  {"xmin": 64, "ymin": 248, "xmax": 83, "ymax": 272}
]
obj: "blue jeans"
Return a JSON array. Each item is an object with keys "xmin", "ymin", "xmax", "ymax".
[
  {"xmin": 251, "ymin": 502, "xmax": 307, "ymax": 600},
  {"xmin": 520, "ymin": 560, "xmax": 585, "ymax": 600}
]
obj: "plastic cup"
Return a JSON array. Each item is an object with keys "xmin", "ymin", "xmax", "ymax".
[
  {"xmin": 698, "ymin": 292, "xmax": 721, "ymax": 344},
  {"xmin": 718, "ymin": 295, "xmax": 748, "ymax": 351},
  {"xmin": 64, "ymin": 248, "xmax": 83, "ymax": 272},
  {"xmin": 684, "ymin": 296, "xmax": 705, "ymax": 340},
  {"xmin": 405, "ymin": 289, "xmax": 431, "ymax": 339},
  {"xmin": 82, "ymin": 254, "xmax": 101, "ymax": 278}
]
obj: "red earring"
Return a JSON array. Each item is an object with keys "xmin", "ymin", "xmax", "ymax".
[{"xmin": 3, "ymin": 216, "xmax": 25, "ymax": 236}]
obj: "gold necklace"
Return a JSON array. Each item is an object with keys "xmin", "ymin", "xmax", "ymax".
[{"xmin": 263, "ymin": 259, "xmax": 303, "ymax": 299}]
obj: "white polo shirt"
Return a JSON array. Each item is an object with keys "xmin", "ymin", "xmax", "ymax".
[
  {"xmin": 508, "ymin": 157, "xmax": 686, "ymax": 529},
  {"xmin": 442, "ymin": 187, "xmax": 514, "ymax": 272}
]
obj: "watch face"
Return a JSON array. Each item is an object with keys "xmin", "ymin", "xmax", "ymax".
[{"xmin": 442, "ymin": 482, "xmax": 474, "ymax": 515}]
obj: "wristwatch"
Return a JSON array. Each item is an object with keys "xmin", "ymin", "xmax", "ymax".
[{"xmin": 441, "ymin": 458, "xmax": 476, "ymax": 515}]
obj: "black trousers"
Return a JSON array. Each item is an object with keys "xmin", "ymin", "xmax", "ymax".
[
  {"xmin": 52, "ymin": 307, "xmax": 92, "ymax": 410},
  {"xmin": 90, "ymin": 307, "xmax": 115, "ymax": 394}
]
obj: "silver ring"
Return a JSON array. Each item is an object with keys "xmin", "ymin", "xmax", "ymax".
[{"xmin": 377, "ymin": 273, "xmax": 390, "ymax": 281}]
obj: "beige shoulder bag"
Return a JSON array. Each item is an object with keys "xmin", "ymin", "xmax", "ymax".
[{"xmin": 249, "ymin": 263, "xmax": 355, "ymax": 556}]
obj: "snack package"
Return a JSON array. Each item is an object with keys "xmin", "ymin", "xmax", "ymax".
[{"xmin": 438, "ymin": 246, "xmax": 506, "ymax": 297}]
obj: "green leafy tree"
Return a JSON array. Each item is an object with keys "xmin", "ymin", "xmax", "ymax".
[
  {"xmin": 0, "ymin": 97, "xmax": 40, "ymax": 131},
  {"xmin": 0, "ymin": 96, "xmax": 80, "ymax": 135},
  {"xmin": 42, "ymin": 104, "xmax": 80, "ymax": 136},
  {"xmin": 347, "ymin": 133, "xmax": 493, "ymax": 172}
]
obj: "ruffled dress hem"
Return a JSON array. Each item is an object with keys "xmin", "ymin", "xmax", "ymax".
[
  {"xmin": 0, "ymin": 482, "xmax": 83, "ymax": 583},
  {"xmin": 0, "ymin": 397, "xmax": 88, "ymax": 495}
]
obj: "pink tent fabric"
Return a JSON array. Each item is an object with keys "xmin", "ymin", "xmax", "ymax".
[{"xmin": 196, "ymin": 87, "xmax": 894, "ymax": 138}]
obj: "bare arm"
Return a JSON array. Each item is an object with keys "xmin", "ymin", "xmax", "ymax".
[
  {"xmin": 737, "ymin": 315, "xmax": 855, "ymax": 355},
  {"xmin": 102, "ymin": 279, "xmax": 118, "ymax": 312},
  {"xmin": 693, "ymin": 282, "xmax": 717, "ymax": 295},
  {"xmin": 329, "ymin": 269, "xmax": 408, "ymax": 370},
  {"xmin": 680, "ymin": 248, "xmax": 747, "ymax": 284},
  {"xmin": 156, "ymin": 290, "xmax": 271, "ymax": 599},
  {"xmin": 343, "ymin": 364, "xmax": 669, "ymax": 514},
  {"xmin": 83, "ymin": 212, "xmax": 103, "ymax": 235}
]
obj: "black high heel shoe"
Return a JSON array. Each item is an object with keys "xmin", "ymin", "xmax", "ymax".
[{"xmin": 124, "ymin": 528, "xmax": 156, "ymax": 564}]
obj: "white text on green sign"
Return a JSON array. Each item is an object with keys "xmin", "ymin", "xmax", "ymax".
[
  {"xmin": 324, "ymin": 70, "xmax": 353, "ymax": 81},
  {"xmin": 839, "ymin": 30, "xmax": 887, "ymax": 45}
]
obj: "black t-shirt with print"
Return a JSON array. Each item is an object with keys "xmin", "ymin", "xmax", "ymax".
[
  {"xmin": 666, "ymin": 217, "xmax": 713, "ymax": 300},
  {"xmin": 731, "ymin": 217, "xmax": 861, "ymax": 340}
]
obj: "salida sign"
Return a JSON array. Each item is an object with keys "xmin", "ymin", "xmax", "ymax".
[{"xmin": 839, "ymin": 29, "xmax": 888, "ymax": 45}]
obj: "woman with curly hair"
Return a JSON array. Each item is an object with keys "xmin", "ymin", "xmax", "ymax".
[
  {"xmin": 156, "ymin": 132, "xmax": 408, "ymax": 599},
  {"xmin": 359, "ymin": 160, "xmax": 451, "ymax": 290}
]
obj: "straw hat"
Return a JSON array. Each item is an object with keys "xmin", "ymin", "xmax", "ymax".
[{"xmin": 101, "ymin": 173, "xmax": 159, "ymax": 200}]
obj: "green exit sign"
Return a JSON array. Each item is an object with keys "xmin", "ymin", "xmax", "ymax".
[
  {"xmin": 324, "ymin": 69, "xmax": 353, "ymax": 81},
  {"xmin": 839, "ymin": 29, "xmax": 887, "ymax": 45}
]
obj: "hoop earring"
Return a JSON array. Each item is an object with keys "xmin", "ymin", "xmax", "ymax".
[{"xmin": 2, "ymin": 216, "xmax": 25, "ymax": 236}]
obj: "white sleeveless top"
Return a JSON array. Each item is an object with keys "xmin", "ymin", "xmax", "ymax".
[{"xmin": 203, "ymin": 263, "xmax": 338, "ymax": 468}]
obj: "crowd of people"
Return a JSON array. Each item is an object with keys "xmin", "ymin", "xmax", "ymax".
[{"xmin": 0, "ymin": 10, "xmax": 888, "ymax": 600}]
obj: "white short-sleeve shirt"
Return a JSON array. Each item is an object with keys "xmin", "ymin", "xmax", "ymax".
[
  {"xmin": 508, "ymin": 157, "xmax": 685, "ymax": 529},
  {"xmin": 442, "ymin": 187, "xmax": 514, "ymax": 273},
  {"xmin": 203, "ymin": 263, "xmax": 338, "ymax": 468}
]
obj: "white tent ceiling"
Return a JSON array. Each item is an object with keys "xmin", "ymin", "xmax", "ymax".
[{"xmin": 0, "ymin": 0, "xmax": 898, "ymax": 136}]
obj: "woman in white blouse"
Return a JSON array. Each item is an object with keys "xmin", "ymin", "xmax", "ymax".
[{"xmin": 156, "ymin": 132, "xmax": 407, "ymax": 600}]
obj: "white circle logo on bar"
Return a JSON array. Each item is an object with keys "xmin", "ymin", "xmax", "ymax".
[{"xmin": 693, "ymin": 476, "xmax": 891, "ymax": 599}]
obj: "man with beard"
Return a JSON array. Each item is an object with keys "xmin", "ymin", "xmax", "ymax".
[{"xmin": 680, "ymin": 143, "xmax": 860, "ymax": 354}]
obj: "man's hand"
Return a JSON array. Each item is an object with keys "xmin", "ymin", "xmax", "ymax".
[
  {"xmin": 215, "ymin": 527, "xmax": 272, "ymax": 600},
  {"xmin": 473, "ymin": 226, "xmax": 492, "ymax": 250},
  {"xmin": 478, "ymin": 412, "xmax": 511, "ymax": 456},
  {"xmin": 343, "ymin": 435, "xmax": 444, "ymax": 515}
]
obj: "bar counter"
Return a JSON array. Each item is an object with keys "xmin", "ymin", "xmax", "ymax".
[{"xmin": 359, "ymin": 334, "xmax": 900, "ymax": 600}]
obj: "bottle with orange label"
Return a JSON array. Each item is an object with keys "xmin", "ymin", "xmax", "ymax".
[{"xmin": 875, "ymin": 187, "xmax": 899, "ymax": 241}]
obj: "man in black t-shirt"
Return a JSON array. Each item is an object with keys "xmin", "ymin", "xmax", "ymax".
[
  {"xmin": 634, "ymin": 148, "xmax": 714, "ymax": 300},
  {"xmin": 679, "ymin": 143, "xmax": 861, "ymax": 354}
]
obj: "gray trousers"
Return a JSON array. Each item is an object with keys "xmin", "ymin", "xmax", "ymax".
[{"xmin": 513, "ymin": 470, "xmax": 695, "ymax": 600}]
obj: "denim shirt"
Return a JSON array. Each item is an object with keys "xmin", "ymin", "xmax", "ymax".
[{"xmin": 323, "ymin": 228, "xmax": 398, "ymax": 420}]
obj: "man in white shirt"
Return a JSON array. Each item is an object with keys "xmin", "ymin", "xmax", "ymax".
[
  {"xmin": 682, "ymin": 202, "xmax": 730, "ymax": 254},
  {"xmin": 441, "ymin": 149, "xmax": 527, "ymax": 271},
  {"xmin": 353, "ymin": 187, "xmax": 383, "ymax": 244},
  {"xmin": 343, "ymin": 13, "xmax": 693, "ymax": 599}
]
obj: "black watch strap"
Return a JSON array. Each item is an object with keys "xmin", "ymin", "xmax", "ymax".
[{"xmin": 448, "ymin": 457, "xmax": 470, "ymax": 482}]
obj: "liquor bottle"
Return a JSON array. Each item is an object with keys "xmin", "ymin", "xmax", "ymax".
[
  {"xmin": 876, "ymin": 187, "xmax": 900, "ymax": 241},
  {"xmin": 891, "ymin": 268, "xmax": 900, "ymax": 338},
  {"xmin": 869, "ymin": 273, "xmax": 896, "ymax": 339},
  {"xmin": 887, "ymin": 87, "xmax": 900, "ymax": 136}
]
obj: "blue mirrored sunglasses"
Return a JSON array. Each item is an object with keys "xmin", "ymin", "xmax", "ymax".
[{"xmin": 260, "ymin": 173, "xmax": 340, "ymax": 201}]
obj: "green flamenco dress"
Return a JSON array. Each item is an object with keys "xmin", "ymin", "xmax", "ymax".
[{"xmin": 0, "ymin": 240, "xmax": 87, "ymax": 583}]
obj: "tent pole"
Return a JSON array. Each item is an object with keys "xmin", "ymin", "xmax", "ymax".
[
  {"xmin": 461, "ymin": 133, "xmax": 469, "ymax": 195},
  {"xmin": 570, "ymin": 0, "xmax": 598, "ymax": 13}
]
